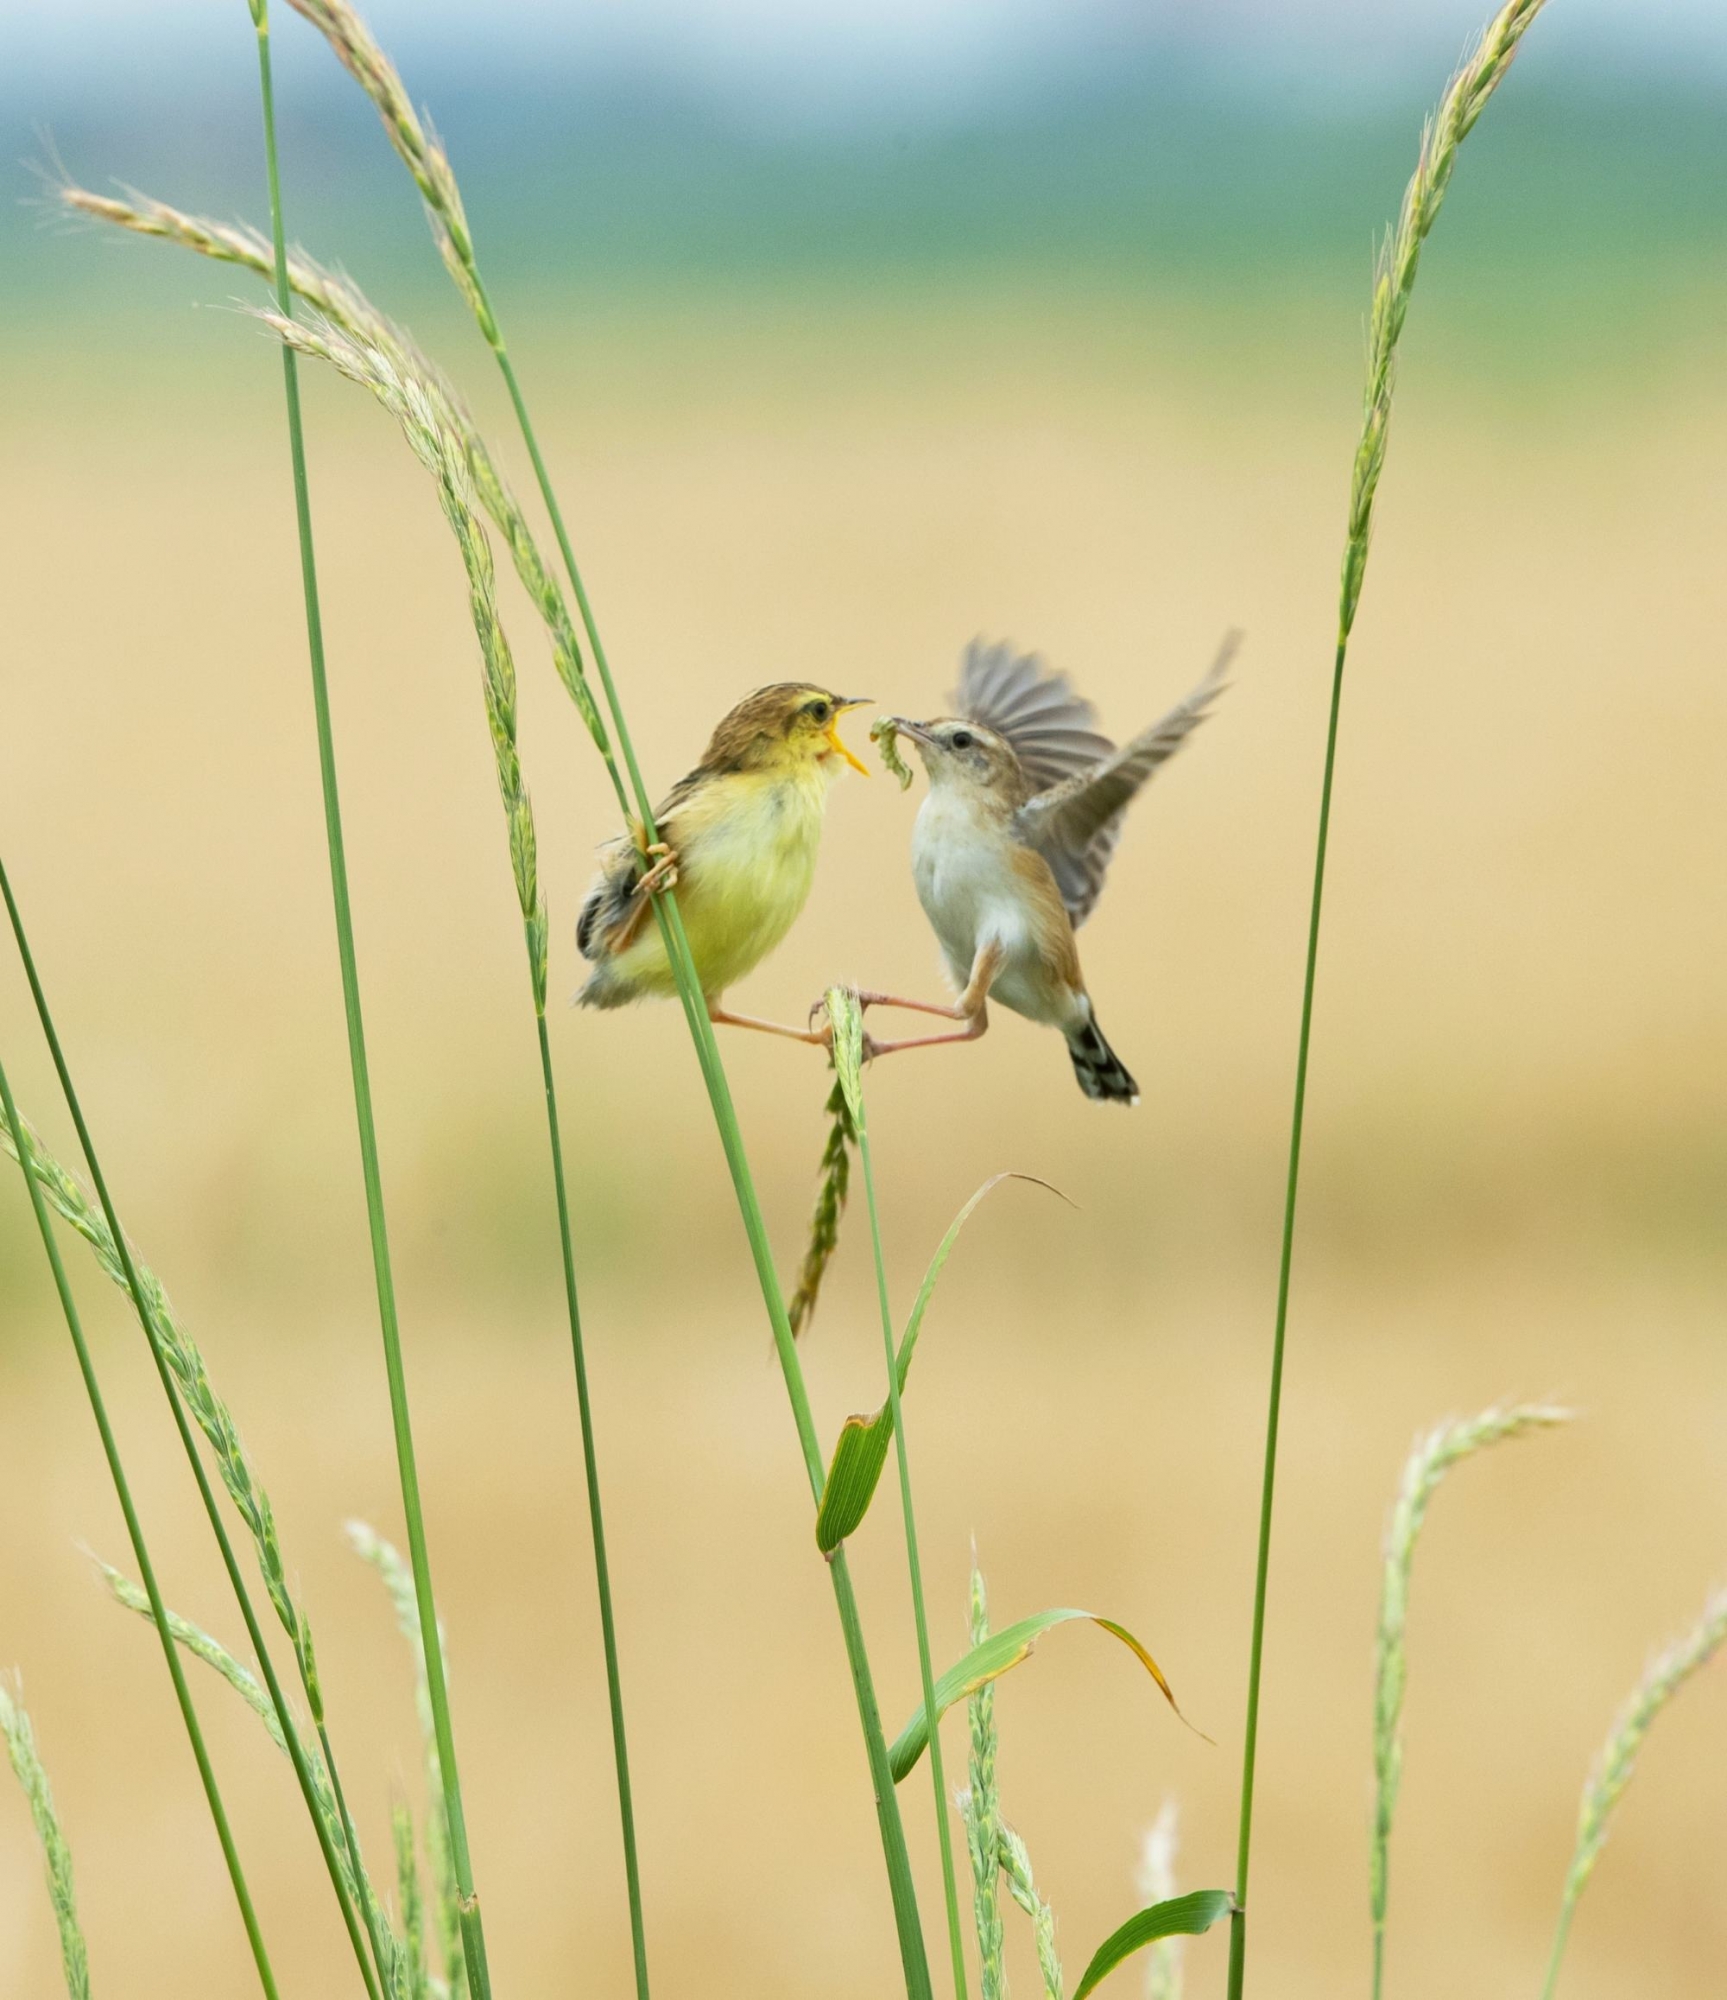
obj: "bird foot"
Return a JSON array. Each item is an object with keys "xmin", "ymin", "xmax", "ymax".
[{"xmin": 634, "ymin": 841, "xmax": 679, "ymax": 898}]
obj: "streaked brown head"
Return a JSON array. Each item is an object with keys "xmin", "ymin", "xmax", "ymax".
[
  {"xmin": 701, "ymin": 684, "xmax": 872, "ymax": 778},
  {"xmin": 882, "ymin": 715, "xmax": 1025, "ymax": 799}
]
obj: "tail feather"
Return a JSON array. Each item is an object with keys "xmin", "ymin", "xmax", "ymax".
[{"xmin": 1065, "ymin": 1006, "xmax": 1138, "ymax": 1105}]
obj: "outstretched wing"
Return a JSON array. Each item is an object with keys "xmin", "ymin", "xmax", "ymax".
[
  {"xmin": 953, "ymin": 640, "xmax": 1115, "ymax": 794},
  {"xmin": 1014, "ymin": 632, "xmax": 1239, "ymax": 927}
]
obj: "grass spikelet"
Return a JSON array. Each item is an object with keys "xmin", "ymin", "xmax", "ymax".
[
  {"xmin": 55, "ymin": 180, "xmax": 611, "ymax": 759},
  {"xmin": 254, "ymin": 304, "xmax": 548, "ymax": 1001},
  {"xmin": 94, "ymin": 1560, "xmax": 410, "ymax": 1995},
  {"xmin": 1340, "ymin": 0, "xmax": 1547, "ymax": 643},
  {"xmin": 999, "ymin": 1820, "xmax": 1063, "ymax": 2000},
  {"xmin": 393, "ymin": 1804, "xmax": 430, "ymax": 2000},
  {"xmin": 280, "ymin": 0, "xmax": 488, "ymax": 334},
  {"xmin": 0, "ymin": 1114, "xmax": 323, "ymax": 1714},
  {"xmin": 350, "ymin": 1522, "xmax": 466, "ymax": 2000},
  {"xmin": 1134, "ymin": 1803, "xmax": 1183, "ymax": 2000},
  {"xmin": 1371, "ymin": 1402, "xmax": 1568, "ymax": 2000},
  {"xmin": 958, "ymin": 1565, "xmax": 1007, "ymax": 2000},
  {"xmin": 1232, "ymin": 9, "xmax": 1553, "ymax": 1990},
  {"xmin": 786, "ymin": 1075, "xmax": 857, "ymax": 1339},
  {"xmin": 1541, "ymin": 1584, "xmax": 1727, "ymax": 1999},
  {"xmin": 0, "ymin": 1674, "xmax": 91, "ymax": 2000}
]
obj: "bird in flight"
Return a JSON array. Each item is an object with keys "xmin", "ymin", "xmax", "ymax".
[
  {"xmin": 863, "ymin": 636, "xmax": 1236, "ymax": 1101},
  {"xmin": 576, "ymin": 682, "xmax": 870, "ymax": 1041}
]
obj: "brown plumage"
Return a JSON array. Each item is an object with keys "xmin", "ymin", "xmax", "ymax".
[{"xmin": 860, "ymin": 635, "xmax": 1237, "ymax": 1102}]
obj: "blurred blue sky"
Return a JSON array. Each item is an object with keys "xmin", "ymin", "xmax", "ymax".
[
  {"xmin": 6, "ymin": 0, "xmax": 1724, "ymax": 359},
  {"xmin": 6, "ymin": 1, "xmax": 1727, "ymax": 134}
]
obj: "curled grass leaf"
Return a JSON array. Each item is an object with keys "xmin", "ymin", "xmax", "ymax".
[
  {"xmin": 815, "ymin": 1172, "xmax": 1065, "ymax": 1553},
  {"xmin": 890, "ymin": 1608, "xmax": 1195, "ymax": 1783},
  {"xmin": 1072, "ymin": 1892, "xmax": 1234, "ymax": 2000}
]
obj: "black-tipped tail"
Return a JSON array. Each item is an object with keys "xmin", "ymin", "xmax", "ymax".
[{"xmin": 1065, "ymin": 1007, "xmax": 1138, "ymax": 1105}]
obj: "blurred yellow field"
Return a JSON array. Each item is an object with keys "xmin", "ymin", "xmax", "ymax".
[{"xmin": 2, "ymin": 238, "xmax": 1725, "ymax": 1998}]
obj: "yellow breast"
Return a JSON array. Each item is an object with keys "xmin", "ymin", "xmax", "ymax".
[{"xmin": 612, "ymin": 765, "xmax": 829, "ymax": 999}]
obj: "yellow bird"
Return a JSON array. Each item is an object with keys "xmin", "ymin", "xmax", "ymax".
[
  {"xmin": 863, "ymin": 636, "xmax": 1236, "ymax": 1102},
  {"xmin": 576, "ymin": 683, "xmax": 870, "ymax": 1040}
]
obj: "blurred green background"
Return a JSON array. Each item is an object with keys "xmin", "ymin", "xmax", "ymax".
[{"xmin": 2, "ymin": 4, "xmax": 1725, "ymax": 1997}]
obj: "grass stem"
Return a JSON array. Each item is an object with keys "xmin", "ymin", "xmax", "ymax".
[
  {"xmin": 837, "ymin": 1000, "xmax": 969, "ymax": 2000},
  {"xmin": 536, "ymin": 1014, "xmax": 652, "ymax": 1998},
  {"xmin": 249, "ymin": 8, "xmax": 494, "ymax": 1992},
  {"xmin": 0, "ymin": 855, "xmax": 386, "ymax": 1998},
  {"xmin": 0, "ymin": 1040, "xmax": 279, "ymax": 2000},
  {"xmin": 1226, "ymin": 9, "xmax": 1547, "ymax": 1989}
]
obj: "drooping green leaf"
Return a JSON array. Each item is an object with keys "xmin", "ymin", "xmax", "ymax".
[
  {"xmin": 1072, "ymin": 1892, "xmax": 1234, "ymax": 1999},
  {"xmin": 815, "ymin": 1173, "xmax": 1064, "ymax": 1553},
  {"xmin": 889, "ymin": 1608, "xmax": 1194, "ymax": 1782}
]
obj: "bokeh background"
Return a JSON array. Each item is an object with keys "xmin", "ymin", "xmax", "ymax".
[{"xmin": 3, "ymin": 2, "xmax": 1726, "ymax": 1994}]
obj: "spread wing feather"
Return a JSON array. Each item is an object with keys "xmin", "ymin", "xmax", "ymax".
[
  {"xmin": 953, "ymin": 640, "xmax": 1115, "ymax": 794},
  {"xmin": 1012, "ymin": 632, "xmax": 1239, "ymax": 927}
]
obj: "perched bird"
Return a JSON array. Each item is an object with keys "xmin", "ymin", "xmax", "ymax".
[
  {"xmin": 575, "ymin": 682, "xmax": 870, "ymax": 1040},
  {"xmin": 867, "ymin": 637, "xmax": 1237, "ymax": 1102}
]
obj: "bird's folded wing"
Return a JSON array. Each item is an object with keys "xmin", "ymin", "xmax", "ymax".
[
  {"xmin": 954, "ymin": 639, "xmax": 1115, "ymax": 792},
  {"xmin": 1014, "ymin": 632, "xmax": 1239, "ymax": 926}
]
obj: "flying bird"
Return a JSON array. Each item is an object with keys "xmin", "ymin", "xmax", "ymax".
[
  {"xmin": 866, "ymin": 637, "xmax": 1237, "ymax": 1102},
  {"xmin": 576, "ymin": 683, "xmax": 870, "ymax": 1040}
]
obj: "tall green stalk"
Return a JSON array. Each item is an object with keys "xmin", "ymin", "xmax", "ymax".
[
  {"xmin": 0, "ymin": 1044, "xmax": 279, "ymax": 2000},
  {"xmin": 834, "ymin": 998, "xmax": 969, "ymax": 2000},
  {"xmin": 537, "ymin": 1018, "xmax": 652, "ymax": 1997},
  {"xmin": 1226, "ymin": 7, "xmax": 1548, "ymax": 1994},
  {"xmin": 0, "ymin": 858, "xmax": 385, "ymax": 1999},
  {"xmin": 248, "ymin": 7, "xmax": 494, "ymax": 1995},
  {"xmin": 270, "ymin": 6, "xmax": 934, "ymax": 1986}
]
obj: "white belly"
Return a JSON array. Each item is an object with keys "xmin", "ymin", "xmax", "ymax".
[{"xmin": 910, "ymin": 793, "xmax": 1065, "ymax": 1025}]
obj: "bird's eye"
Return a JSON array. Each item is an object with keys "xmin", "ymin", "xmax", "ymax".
[
  {"xmin": 806, "ymin": 698, "xmax": 832, "ymax": 725},
  {"xmin": 950, "ymin": 729, "xmax": 975, "ymax": 750}
]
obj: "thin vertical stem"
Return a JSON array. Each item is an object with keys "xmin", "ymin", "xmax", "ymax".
[
  {"xmin": 1226, "ymin": 12, "xmax": 1548, "ymax": 1986},
  {"xmin": 1226, "ymin": 642, "xmax": 1345, "ymax": 1999},
  {"xmin": 536, "ymin": 1014, "xmax": 651, "ymax": 1999},
  {"xmin": 0, "ymin": 856, "xmax": 384, "ymax": 2000},
  {"xmin": 249, "ymin": 9, "xmax": 493, "ymax": 1994},
  {"xmin": 0, "ymin": 1045, "xmax": 280, "ymax": 2000},
  {"xmin": 852, "ymin": 1092, "xmax": 970, "ymax": 2000}
]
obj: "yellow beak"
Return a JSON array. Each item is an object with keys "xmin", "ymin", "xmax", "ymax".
[{"xmin": 826, "ymin": 697, "xmax": 872, "ymax": 776}]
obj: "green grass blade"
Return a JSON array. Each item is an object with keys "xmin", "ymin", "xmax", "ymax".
[
  {"xmin": 1073, "ymin": 1894, "xmax": 1234, "ymax": 2000},
  {"xmin": 248, "ymin": 9, "xmax": 494, "ymax": 1992},
  {"xmin": 816, "ymin": 1169, "xmax": 1063, "ymax": 1553},
  {"xmin": 890, "ymin": 1609, "xmax": 1190, "ymax": 1784},
  {"xmin": 0, "ymin": 1047, "xmax": 279, "ymax": 1999},
  {"xmin": 830, "ymin": 991, "xmax": 969, "ymax": 2000},
  {"xmin": 1227, "ymin": 8, "xmax": 1551, "ymax": 1993},
  {"xmin": 0, "ymin": 1675, "xmax": 92, "ymax": 2000}
]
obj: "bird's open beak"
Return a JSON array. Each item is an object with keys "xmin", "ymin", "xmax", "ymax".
[{"xmin": 826, "ymin": 697, "xmax": 872, "ymax": 776}]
